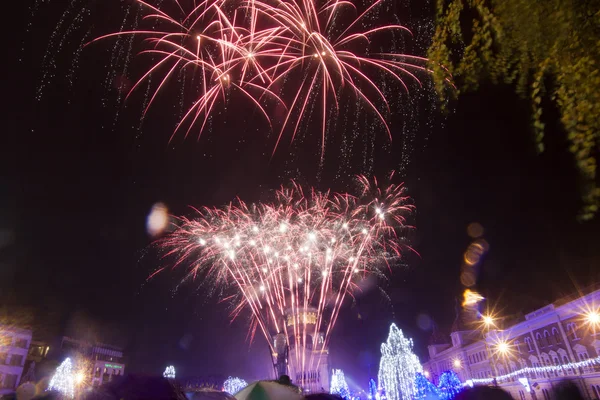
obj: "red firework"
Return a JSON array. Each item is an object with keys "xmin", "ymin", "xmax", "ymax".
[
  {"xmin": 157, "ymin": 172, "xmax": 415, "ymax": 378},
  {"xmin": 91, "ymin": 0, "xmax": 430, "ymax": 155}
]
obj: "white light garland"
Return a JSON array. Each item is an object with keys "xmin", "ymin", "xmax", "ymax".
[{"xmin": 465, "ymin": 356, "xmax": 600, "ymax": 386}]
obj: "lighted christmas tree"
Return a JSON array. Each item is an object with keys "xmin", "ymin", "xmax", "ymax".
[
  {"xmin": 437, "ymin": 371, "xmax": 462, "ymax": 400},
  {"xmin": 223, "ymin": 377, "xmax": 248, "ymax": 394},
  {"xmin": 378, "ymin": 324, "xmax": 422, "ymax": 400},
  {"xmin": 47, "ymin": 358, "xmax": 75, "ymax": 398},
  {"xmin": 163, "ymin": 365, "xmax": 176, "ymax": 379},
  {"xmin": 414, "ymin": 373, "xmax": 439, "ymax": 400},
  {"xmin": 330, "ymin": 369, "xmax": 350, "ymax": 399}
]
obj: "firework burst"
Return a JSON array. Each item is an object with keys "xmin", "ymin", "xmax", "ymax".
[
  {"xmin": 158, "ymin": 172, "xmax": 415, "ymax": 377},
  {"xmin": 90, "ymin": 0, "xmax": 430, "ymax": 155}
]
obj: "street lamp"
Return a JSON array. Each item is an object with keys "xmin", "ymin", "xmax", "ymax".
[
  {"xmin": 496, "ymin": 341, "xmax": 509, "ymax": 356},
  {"xmin": 75, "ymin": 372, "xmax": 85, "ymax": 385},
  {"xmin": 585, "ymin": 310, "xmax": 600, "ymax": 325},
  {"xmin": 482, "ymin": 315, "xmax": 495, "ymax": 327}
]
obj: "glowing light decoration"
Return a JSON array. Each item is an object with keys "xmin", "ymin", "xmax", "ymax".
[
  {"xmin": 467, "ymin": 356, "xmax": 600, "ymax": 386},
  {"xmin": 160, "ymin": 173, "xmax": 413, "ymax": 379},
  {"xmin": 223, "ymin": 377, "xmax": 248, "ymax": 394},
  {"xmin": 518, "ymin": 378, "xmax": 531, "ymax": 393},
  {"xmin": 163, "ymin": 365, "xmax": 176, "ymax": 379},
  {"xmin": 378, "ymin": 323, "xmax": 422, "ymax": 400},
  {"xmin": 92, "ymin": 0, "xmax": 430, "ymax": 156},
  {"xmin": 414, "ymin": 373, "xmax": 439, "ymax": 400},
  {"xmin": 368, "ymin": 379, "xmax": 377, "ymax": 400},
  {"xmin": 330, "ymin": 369, "xmax": 350, "ymax": 399},
  {"xmin": 47, "ymin": 358, "xmax": 75, "ymax": 398},
  {"xmin": 437, "ymin": 371, "xmax": 462, "ymax": 400}
]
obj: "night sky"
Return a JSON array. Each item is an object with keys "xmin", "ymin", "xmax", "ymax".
[{"xmin": 3, "ymin": 0, "xmax": 600, "ymax": 392}]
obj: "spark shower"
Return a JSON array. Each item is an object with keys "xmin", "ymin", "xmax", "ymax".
[
  {"xmin": 158, "ymin": 173, "xmax": 415, "ymax": 378},
  {"xmin": 92, "ymin": 0, "xmax": 430, "ymax": 155}
]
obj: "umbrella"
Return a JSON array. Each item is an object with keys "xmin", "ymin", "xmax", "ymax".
[
  {"xmin": 235, "ymin": 382, "xmax": 303, "ymax": 400},
  {"xmin": 186, "ymin": 388, "xmax": 236, "ymax": 400}
]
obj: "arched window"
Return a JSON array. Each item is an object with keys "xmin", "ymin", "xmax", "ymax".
[
  {"xmin": 592, "ymin": 385, "xmax": 600, "ymax": 400},
  {"xmin": 536, "ymin": 332, "xmax": 544, "ymax": 347},
  {"xmin": 525, "ymin": 337, "xmax": 533, "ymax": 352},
  {"xmin": 552, "ymin": 328, "xmax": 561, "ymax": 344},
  {"xmin": 544, "ymin": 330, "xmax": 551, "ymax": 346},
  {"xmin": 567, "ymin": 322, "xmax": 580, "ymax": 340}
]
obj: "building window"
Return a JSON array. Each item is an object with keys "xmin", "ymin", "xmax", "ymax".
[
  {"xmin": 544, "ymin": 330, "xmax": 551, "ymax": 346},
  {"xmin": 552, "ymin": 328, "xmax": 561, "ymax": 344},
  {"xmin": 536, "ymin": 332, "xmax": 544, "ymax": 347},
  {"xmin": 525, "ymin": 337, "xmax": 533, "ymax": 352},
  {"xmin": 567, "ymin": 322, "xmax": 579, "ymax": 340},
  {"xmin": 3, "ymin": 374, "xmax": 18, "ymax": 389},
  {"xmin": 519, "ymin": 390, "xmax": 526, "ymax": 400},
  {"xmin": 10, "ymin": 355, "xmax": 23, "ymax": 366},
  {"xmin": 542, "ymin": 389, "xmax": 550, "ymax": 400},
  {"xmin": 591, "ymin": 385, "xmax": 600, "ymax": 400},
  {"xmin": 14, "ymin": 338, "xmax": 28, "ymax": 348}
]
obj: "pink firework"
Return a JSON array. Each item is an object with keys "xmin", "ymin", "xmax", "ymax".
[
  {"xmin": 157, "ymin": 172, "xmax": 415, "ymax": 378},
  {"xmin": 91, "ymin": 0, "xmax": 429, "ymax": 155}
]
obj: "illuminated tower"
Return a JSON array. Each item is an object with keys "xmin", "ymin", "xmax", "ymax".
[{"xmin": 273, "ymin": 307, "xmax": 330, "ymax": 393}]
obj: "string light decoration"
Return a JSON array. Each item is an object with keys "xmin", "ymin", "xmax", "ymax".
[
  {"xmin": 368, "ymin": 379, "xmax": 378, "ymax": 400},
  {"xmin": 47, "ymin": 358, "xmax": 75, "ymax": 398},
  {"xmin": 378, "ymin": 323, "xmax": 422, "ymax": 400},
  {"xmin": 223, "ymin": 377, "xmax": 248, "ymax": 394},
  {"xmin": 330, "ymin": 369, "xmax": 350, "ymax": 399},
  {"xmin": 437, "ymin": 371, "xmax": 462, "ymax": 400},
  {"xmin": 414, "ymin": 373, "xmax": 439, "ymax": 400},
  {"xmin": 163, "ymin": 365, "xmax": 176, "ymax": 379},
  {"xmin": 465, "ymin": 356, "xmax": 600, "ymax": 386}
]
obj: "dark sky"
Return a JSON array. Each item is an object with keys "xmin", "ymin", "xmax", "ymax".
[{"xmin": 3, "ymin": 0, "xmax": 600, "ymax": 392}]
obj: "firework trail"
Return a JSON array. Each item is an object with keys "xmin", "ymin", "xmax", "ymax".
[
  {"xmin": 158, "ymin": 172, "xmax": 415, "ymax": 378},
  {"xmin": 90, "ymin": 0, "xmax": 433, "ymax": 156}
]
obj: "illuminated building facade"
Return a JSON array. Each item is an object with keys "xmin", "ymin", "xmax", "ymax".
[
  {"xmin": 422, "ymin": 287, "xmax": 600, "ymax": 400},
  {"xmin": 272, "ymin": 307, "xmax": 330, "ymax": 393},
  {"xmin": 0, "ymin": 326, "xmax": 32, "ymax": 395},
  {"xmin": 60, "ymin": 337, "xmax": 125, "ymax": 387}
]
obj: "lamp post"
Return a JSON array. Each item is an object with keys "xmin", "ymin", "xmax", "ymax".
[{"xmin": 482, "ymin": 315, "xmax": 499, "ymax": 386}]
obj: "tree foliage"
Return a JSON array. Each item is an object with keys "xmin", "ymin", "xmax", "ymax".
[
  {"xmin": 437, "ymin": 371, "xmax": 462, "ymax": 400},
  {"xmin": 414, "ymin": 373, "xmax": 439, "ymax": 400},
  {"xmin": 428, "ymin": 0, "xmax": 600, "ymax": 219}
]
